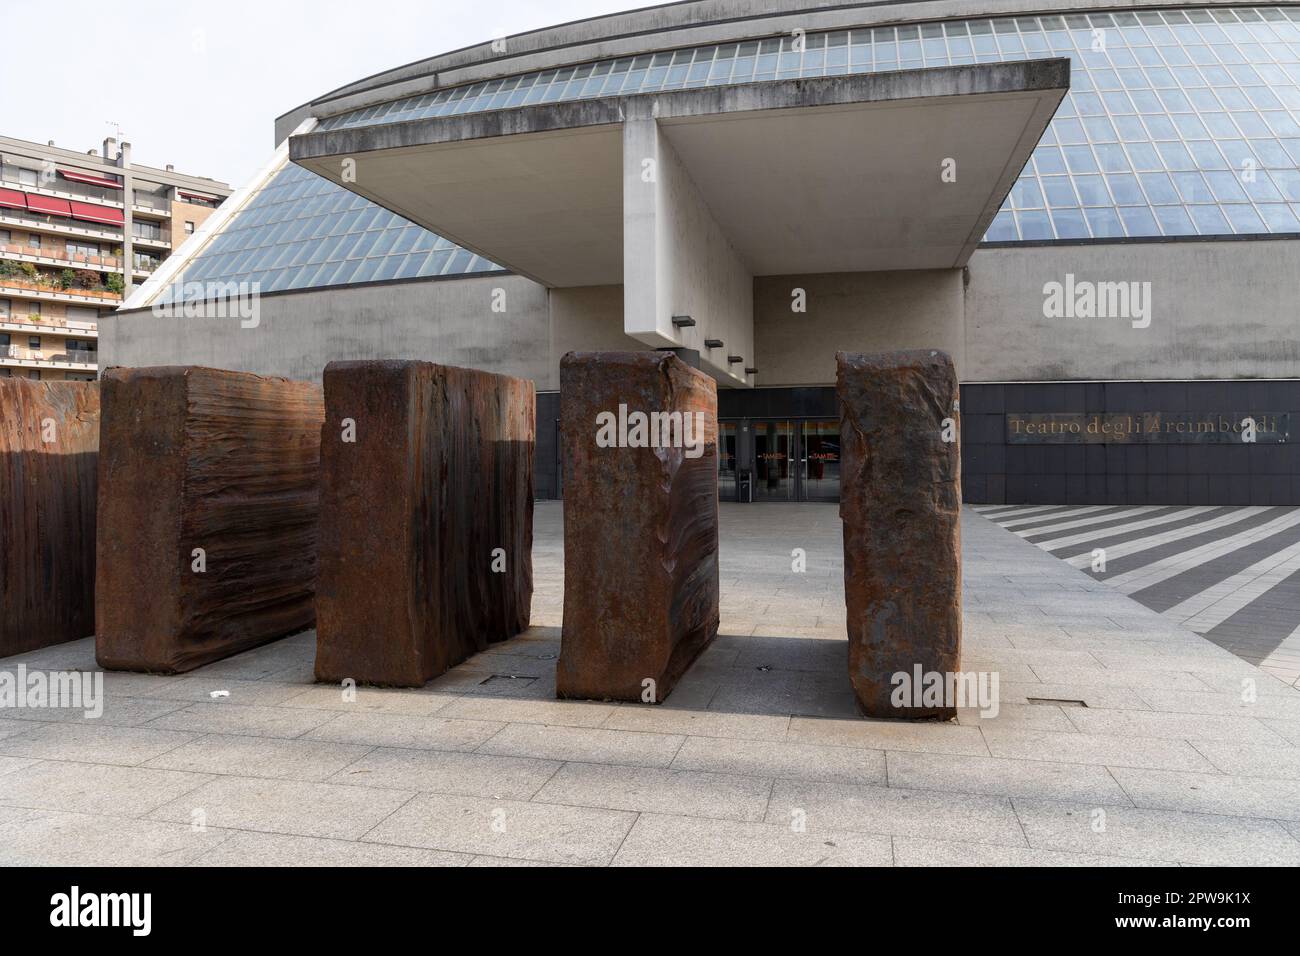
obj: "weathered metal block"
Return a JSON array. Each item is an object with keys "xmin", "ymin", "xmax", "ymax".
[
  {"xmin": 314, "ymin": 361, "xmax": 535, "ymax": 687},
  {"xmin": 839, "ymin": 350, "xmax": 962, "ymax": 720},
  {"xmin": 0, "ymin": 380, "xmax": 99, "ymax": 657},
  {"xmin": 557, "ymin": 351, "xmax": 719, "ymax": 703},
  {"xmin": 96, "ymin": 366, "xmax": 323, "ymax": 673}
]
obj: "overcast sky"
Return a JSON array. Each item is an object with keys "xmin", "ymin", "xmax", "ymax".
[{"xmin": 7, "ymin": 0, "xmax": 673, "ymax": 189}]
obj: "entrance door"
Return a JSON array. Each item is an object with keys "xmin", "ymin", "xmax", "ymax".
[
  {"xmin": 722, "ymin": 418, "xmax": 840, "ymax": 502},
  {"xmin": 753, "ymin": 420, "xmax": 796, "ymax": 501},
  {"xmin": 718, "ymin": 421, "xmax": 739, "ymax": 500},
  {"xmin": 800, "ymin": 419, "xmax": 841, "ymax": 502}
]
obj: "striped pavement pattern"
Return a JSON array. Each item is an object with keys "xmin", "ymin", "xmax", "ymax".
[{"xmin": 974, "ymin": 504, "xmax": 1300, "ymax": 687}]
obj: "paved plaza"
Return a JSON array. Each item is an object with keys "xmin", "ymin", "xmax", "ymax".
[
  {"xmin": 978, "ymin": 505, "xmax": 1300, "ymax": 687},
  {"xmin": 1, "ymin": 502, "xmax": 1299, "ymax": 866}
]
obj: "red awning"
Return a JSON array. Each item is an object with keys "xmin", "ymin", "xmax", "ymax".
[
  {"xmin": 24, "ymin": 194, "xmax": 73, "ymax": 217},
  {"xmin": 59, "ymin": 169, "xmax": 122, "ymax": 190},
  {"xmin": 68, "ymin": 201, "xmax": 124, "ymax": 226},
  {"xmin": 0, "ymin": 187, "xmax": 25, "ymax": 211}
]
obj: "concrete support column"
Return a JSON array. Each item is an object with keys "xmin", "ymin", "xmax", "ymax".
[
  {"xmin": 622, "ymin": 103, "xmax": 754, "ymax": 386},
  {"xmin": 119, "ymin": 142, "xmax": 135, "ymax": 296}
]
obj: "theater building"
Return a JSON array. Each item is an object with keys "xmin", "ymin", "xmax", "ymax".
[{"xmin": 109, "ymin": 1, "xmax": 1300, "ymax": 505}]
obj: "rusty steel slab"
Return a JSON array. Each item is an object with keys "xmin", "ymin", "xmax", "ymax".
[
  {"xmin": 314, "ymin": 360, "xmax": 535, "ymax": 687},
  {"xmin": 839, "ymin": 350, "xmax": 962, "ymax": 720},
  {"xmin": 557, "ymin": 350, "xmax": 719, "ymax": 704},
  {"xmin": 95, "ymin": 366, "xmax": 323, "ymax": 673},
  {"xmin": 0, "ymin": 380, "xmax": 99, "ymax": 657}
]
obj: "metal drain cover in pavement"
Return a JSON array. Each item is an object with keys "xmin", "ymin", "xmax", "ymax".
[
  {"xmin": 1026, "ymin": 697, "xmax": 1087, "ymax": 707},
  {"xmin": 480, "ymin": 674, "xmax": 537, "ymax": 686}
]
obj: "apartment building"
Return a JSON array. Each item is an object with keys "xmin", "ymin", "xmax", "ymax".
[{"xmin": 0, "ymin": 134, "xmax": 231, "ymax": 381}]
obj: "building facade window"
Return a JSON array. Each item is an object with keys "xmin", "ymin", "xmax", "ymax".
[
  {"xmin": 65, "ymin": 240, "xmax": 100, "ymax": 260},
  {"xmin": 184, "ymin": 221, "xmax": 195, "ymax": 235},
  {"xmin": 0, "ymin": 298, "xmax": 9, "ymax": 318},
  {"xmin": 28, "ymin": 336, "xmax": 40, "ymax": 350}
]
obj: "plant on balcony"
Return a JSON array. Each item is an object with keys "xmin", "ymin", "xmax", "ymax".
[
  {"xmin": 72, "ymin": 269, "xmax": 102, "ymax": 291},
  {"xmin": 0, "ymin": 259, "xmax": 21, "ymax": 279},
  {"xmin": 58, "ymin": 268, "xmax": 76, "ymax": 290},
  {"xmin": 105, "ymin": 272, "xmax": 125, "ymax": 295},
  {"xmin": 19, "ymin": 262, "xmax": 39, "ymax": 281}
]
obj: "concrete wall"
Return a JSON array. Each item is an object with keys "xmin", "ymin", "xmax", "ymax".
[
  {"xmin": 548, "ymin": 285, "xmax": 642, "ymax": 390},
  {"xmin": 103, "ymin": 239, "xmax": 1300, "ymax": 389},
  {"xmin": 965, "ymin": 240, "xmax": 1300, "ymax": 382},
  {"xmin": 622, "ymin": 114, "xmax": 753, "ymax": 385},
  {"xmin": 751, "ymin": 239, "xmax": 1300, "ymax": 387},
  {"xmin": 753, "ymin": 269, "xmax": 965, "ymax": 386},
  {"xmin": 101, "ymin": 274, "xmax": 549, "ymax": 385}
]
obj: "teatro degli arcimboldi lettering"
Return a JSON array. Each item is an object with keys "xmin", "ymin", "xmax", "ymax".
[{"xmin": 1006, "ymin": 412, "xmax": 1290, "ymax": 444}]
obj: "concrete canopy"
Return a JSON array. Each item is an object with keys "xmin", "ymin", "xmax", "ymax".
[
  {"xmin": 290, "ymin": 59, "xmax": 1067, "ymax": 384},
  {"xmin": 291, "ymin": 60, "xmax": 1068, "ymax": 286}
]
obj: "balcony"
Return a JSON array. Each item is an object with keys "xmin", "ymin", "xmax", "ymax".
[
  {"xmin": 132, "ymin": 192, "xmax": 172, "ymax": 218},
  {"xmin": 0, "ymin": 241, "xmax": 122, "ymax": 273},
  {"xmin": 0, "ymin": 208, "xmax": 123, "ymax": 243},
  {"xmin": 132, "ymin": 255, "xmax": 163, "ymax": 276},
  {"xmin": 51, "ymin": 350, "xmax": 98, "ymax": 366},
  {"xmin": 0, "ymin": 274, "xmax": 122, "ymax": 304},
  {"xmin": 1, "ymin": 344, "xmax": 98, "ymax": 369},
  {"xmin": 0, "ymin": 172, "xmax": 124, "ymax": 208},
  {"xmin": 130, "ymin": 229, "xmax": 172, "ymax": 250},
  {"xmin": 0, "ymin": 315, "xmax": 98, "ymax": 339}
]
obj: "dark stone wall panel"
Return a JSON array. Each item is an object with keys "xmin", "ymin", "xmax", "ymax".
[
  {"xmin": 839, "ymin": 350, "xmax": 962, "ymax": 720},
  {"xmin": 0, "ymin": 380, "xmax": 99, "ymax": 657},
  {"xmin": 557, "ymin": 351, "xmax": 719, "ymax": 703},
  {"xmin": 96, "ymin": 366, "xmax": 323, "ymax": 673},
  {"xmin": 315, "ymin": 361, "xmax": 534, "ymax": 687},
  {"xmin": 961, "ymin": 380, "xmax": 1300, "ymax": 506}
]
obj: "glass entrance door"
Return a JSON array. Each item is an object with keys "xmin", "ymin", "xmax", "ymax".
[
  {"xmin": 718, "ymin": 421, "xmax": 739, "ymax": 501},
  {"xmin": 800, "ymin": 419, "xmax": 841, "ymax": 502},
  {"xmin": 753, "ymin": 420, "xmax": 796, "ymax": 501},
  {"xmin": 722, "ymin": 418, "xmax": 841, "ymax": 503}
]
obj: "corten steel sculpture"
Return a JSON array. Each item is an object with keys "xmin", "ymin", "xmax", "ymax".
[
  {"xmin": 557, "ymin": 351, "xmax": 719, "ymax": 703},
  {"xmin": 0, "ymin": 380, "xmax": 99, "ymax": 657},
  {"xmin": 96, "ymin": 366, "xmax": 324, "ymax": 673},
  {"xmin": 838, "ymin": 350, "xmax": 962, "ymax": 720},
  {"xmin": 314, "ymin": 360, "xmax": 535, "ymax": 687}
]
